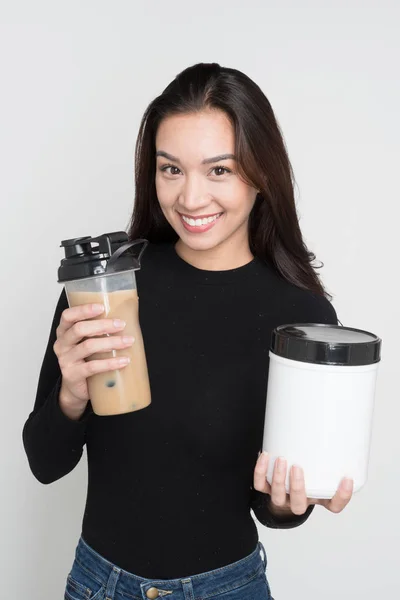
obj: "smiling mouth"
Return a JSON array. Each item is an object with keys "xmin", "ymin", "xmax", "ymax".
[{"xmin": 179, "ymin": 213, "xmax": 223, "ymax": 227}]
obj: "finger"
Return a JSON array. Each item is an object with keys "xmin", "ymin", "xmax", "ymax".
[
  {"xmin": 289, "ymin": 465, "xmax": 309, "ymax": 515},
  {"xmin": 71, "ymin": 334, "xmax": 135, "ymax": 364},
  {"xmin": 253, "ymin": 452, "xmax": 271, "ymax": 494},
  {"xmin": 63, "ymin": 354, "xmax": 131, "ymax": 383},
  {"xmin": 327, "ymin": 478, "xmax": 354, "ymax": 513},
  {"xmin": 270, "ymin": 457, "xmax": 287, "ymax": 507},
  {"xmin": 83, "ymin": 355, "xmax": 131, "ymax": 378},
  {"xmin": 66, "ymin": 315, "xmax": 128, "ymax": 348},
  {"xmin": 57, "ymin": 303, "xmax": 105, "ymax": 338}
]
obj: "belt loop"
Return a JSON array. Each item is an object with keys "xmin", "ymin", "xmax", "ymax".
[
  {"xmin": 181, "ymin": 578, "xmax": 195, "ymax": 600},
  {"xmin": 259, "ymin": 541, "xmax": 267, "ymax": 570},
  {"xmin": 105, "ymin": 566, "xmax": 121, "ymax": 600}
]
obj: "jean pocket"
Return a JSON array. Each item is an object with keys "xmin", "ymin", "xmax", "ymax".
[
  {"xmin": 64, "ymin": 566, "xmax": 106, "ymax": 600},
  {"xmin": 210, "ymin": 567, "xmax": 270, "ymax": 599}
]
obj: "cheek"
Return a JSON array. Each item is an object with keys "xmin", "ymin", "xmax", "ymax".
[
  {"xmin": 156, "ymin": 180, "xmax": 171, "ymax": 207},
  {"xmin": 155, "ymin": 178, "xmax": 176, "ymax": 209},
  {"xmin": 222, "ymin": 185, "xmax": 257, "ymax": 215}
]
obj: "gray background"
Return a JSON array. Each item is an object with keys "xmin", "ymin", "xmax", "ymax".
[{"xmin": 1, "ymin": 1, "xmax": 398, "ymax": 598}]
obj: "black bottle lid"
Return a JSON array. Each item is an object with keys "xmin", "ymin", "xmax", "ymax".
[
  {"xmin": 57, "ymin": 231, "xmax": 148, "ymax": 283},
  {"xmin": 271, "ymin": 323, "xmax": 381, "ymax": 366}
]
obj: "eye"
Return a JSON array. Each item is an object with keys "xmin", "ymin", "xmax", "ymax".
[
  {"xmin": 159, "ymin": 164, "xmax": 232, "ymax": 177},
  {"xmin": 211, "ymin": 166, "xmax": 232, "ymax": 176},
  {"xmin": 160, "ymin": 165, "xmax": 181, "ymax": 176}
]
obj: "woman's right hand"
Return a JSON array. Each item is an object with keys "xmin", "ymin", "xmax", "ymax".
[{"xmin": 52, "ymin": 303, "xmax": 135, "ymax": 418}]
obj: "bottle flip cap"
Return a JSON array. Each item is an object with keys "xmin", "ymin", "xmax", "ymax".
[
  {"xmin": 57, "ymin": 231, "xmax": 148, "ymax": 283},
  {"xmin": 271, "ymin": 323, "xmax": 381, "ymax": 367}
]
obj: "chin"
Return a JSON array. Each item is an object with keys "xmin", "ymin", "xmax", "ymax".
[
  {"xmin": 179, "ymin": 223, "xmax": 236, "ymax": 251},
  {"xmin": 179, "ymin": 236, "xmax": 224, "ymax": 252}
]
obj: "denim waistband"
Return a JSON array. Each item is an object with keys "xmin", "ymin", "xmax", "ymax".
[{"xmin": 74, "ymin": 535, "xmax": 268, "ymax": 599}]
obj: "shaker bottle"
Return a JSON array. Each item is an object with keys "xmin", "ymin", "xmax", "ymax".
[
  {"xmin": 262, "ymin": 323, "xmax": 382, "ymax": 499},
  {"xmin": 57, "ymin": 231, "xmax": 151, "ymax": 416}
]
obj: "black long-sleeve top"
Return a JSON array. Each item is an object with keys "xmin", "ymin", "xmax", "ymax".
[{"xmin": 22, "ymin": 242, "xmax": 338, "ymax": 579}]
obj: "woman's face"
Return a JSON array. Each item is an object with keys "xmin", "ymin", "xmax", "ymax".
[{"xmin": 155, "ymin": 109, "xmax": 258, "ymax": 255}]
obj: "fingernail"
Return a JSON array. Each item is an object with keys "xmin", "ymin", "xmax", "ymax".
[
  {"xmin": 259, "ymin": 452, "xmax": 268, "ymax": 466},
  {"xmin": 277, "ymin": 457, "xmax": 286, "ymax": 472},
  {"xmin": 93, "ymin": 304, "xmax": 104, "ymax": 312},
  {"xmin": 114, "ymin": 319, "xmax": 126, "ymax": 328},
  {"xmin": 118, "ymin": 356, "xmax": 130, "ymax": 364}
]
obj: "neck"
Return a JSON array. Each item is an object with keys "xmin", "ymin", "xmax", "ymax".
[{"xmin": 175, "ymin": 237, "xmax": 254, "ymax": 271}]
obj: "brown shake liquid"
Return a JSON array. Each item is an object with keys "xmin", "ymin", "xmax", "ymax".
[{"xmin": 67, "ymin": 288, "xmax": 151, "ymax": 416}]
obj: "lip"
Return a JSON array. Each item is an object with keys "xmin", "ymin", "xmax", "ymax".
[
  {"xmin": 178, "ymin": 211, "xmax": 222, "ymax": 219},
  {"xmin": 179, "ymin": 212, "xmax": 224, "ymax": 234}
]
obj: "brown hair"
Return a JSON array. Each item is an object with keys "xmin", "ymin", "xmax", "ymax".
[{"xmin": 126, "ymin": 62, "xmax": 332, "ymax": 299}]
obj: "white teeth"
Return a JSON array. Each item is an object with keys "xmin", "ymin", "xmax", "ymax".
[{"xmin": 182, "ymin": 213, "xmax": 221, "ymax": 226}]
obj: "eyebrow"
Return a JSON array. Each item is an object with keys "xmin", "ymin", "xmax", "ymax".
[{"xmin": 156, "ymin": 151, "xmax": 237, "ymax": 165}]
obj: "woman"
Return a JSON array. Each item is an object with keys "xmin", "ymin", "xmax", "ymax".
[{"xmin": 23, "ymin": 62, "xmax": 353, "ymax": 600}]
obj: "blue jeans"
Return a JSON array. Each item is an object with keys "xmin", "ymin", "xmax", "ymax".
[{"xmin": 64, "ymin": 536, "xmax": 273, "ymax": 600}]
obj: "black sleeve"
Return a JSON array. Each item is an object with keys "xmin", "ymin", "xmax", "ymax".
[
  {"xmin": 250, "ymin": 486, "xmax": 315, "ymax": 529},
  {"xmin": 294, "ymin": 290, "xmax": 339, "ymax": 327},
  {"xmin": 22, "ymin": 287, "xmax": 93, "ymax": 484},
  {"xmin": 250, "ymin": 290, "xmax": 338, "ymax": 529}
]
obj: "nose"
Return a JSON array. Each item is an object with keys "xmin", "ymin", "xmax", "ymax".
[{"xmin": 178, "ymin": 176, "xmax": 210, "ymax": 212}]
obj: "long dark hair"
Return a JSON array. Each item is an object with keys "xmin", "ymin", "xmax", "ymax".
[{"xmin": 126, "ymin": 62, "xmax": 331, "ymax": 300}]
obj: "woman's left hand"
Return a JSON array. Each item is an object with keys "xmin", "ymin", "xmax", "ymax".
[{"xmin": 253, "ymin": 452, "xmax": 354, "ymax": 516}]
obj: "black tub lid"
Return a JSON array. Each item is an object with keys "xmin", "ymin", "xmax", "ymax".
[{"xmin": 270, "ymin": 324, "xmax": 381, "ymax": 366}]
